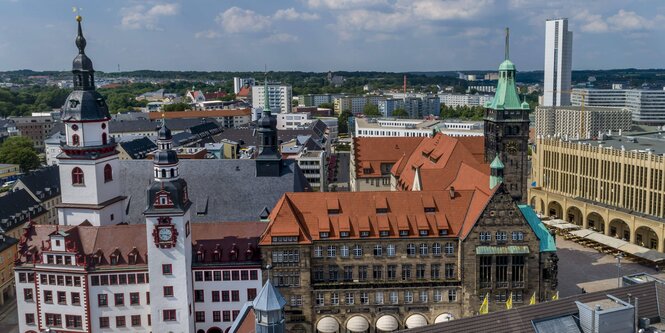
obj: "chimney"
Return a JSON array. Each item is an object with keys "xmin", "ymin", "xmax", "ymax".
[{"xmin": 449, "ymin": 186, "xmax": 455, "ymax": 199}]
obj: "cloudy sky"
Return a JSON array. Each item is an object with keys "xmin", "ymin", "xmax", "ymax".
[{"xmin": 0, "ymin": 0, "xmax": 663, "ymax": 72}]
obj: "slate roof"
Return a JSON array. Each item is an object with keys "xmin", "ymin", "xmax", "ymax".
[
  {"xmin": 15, "ymin": 166, "xmax": 61, "ymax": 201},
  {"xmin": 0, "ymin": 189, "xmax": 45, "ymax": 234},
  {"xmin": 109, "ymin": 118, "xmax": 219, "ymax": 134},
  {"xmin": 213, "ymin": 128, "xmax": 323, "ymax": 149},
  {"xmin": 118, "ymin": 137, "xmax": 157, "ymax": 159},
  {"xmin": 119, "ymin": 159, "xmax": 310, "ymax": 224},
  {"xmin": 253, "ymin": 279, "xmax": 287, "ymax": 311},
  {"xmin": 402, "ymin": 281, "xmax": 665, "ymax": 333},
  {"xmin": 0, "ymin": 235, "xmax": 19, "ymax": 253}
]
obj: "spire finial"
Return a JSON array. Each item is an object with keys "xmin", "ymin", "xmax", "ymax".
[
  {"xmin": 75, "ymin": 13, "xmax": 86, "ymax": 54},
  {"xmin": 504, "ymin": 27, "xmax": 510, "ymax": 60}
]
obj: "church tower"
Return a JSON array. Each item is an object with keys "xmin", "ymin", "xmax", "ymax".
[
  {"xmin": 57, "ymin": 16, "xmax": 125, "ymax": 226},
  {"xmin": 483, "ymin": 28, "xmax": 530, "ymax": 203},
  {"xmin": 144, "ymin": 120, "xmax": 195, "ymax": 333},
  {"xmin": 255, "ymin": 77, "xmax": 282, "ymax": 177}
]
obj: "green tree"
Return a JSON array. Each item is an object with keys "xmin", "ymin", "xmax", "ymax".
[
  {"xmin": 363, "ymin": 103, "xmax": 381, "ymax": 116},
  {"xmin": 338, "ymin": 110, "xmax": 353, "ymax": 134},
  {"xmin": 163, "ymin": 102, "xmax": 192, "ymax": 112},
  {"xmin": 0, "ymin": 136, "xmax": 40, "ymax": 172},
  {"xmin": 318, "ymin": 103, "xmax": 333, "ymax": 109},
  {"xmin": 392, "ymin": 108, "xmax": 408, "ymax": 118}
]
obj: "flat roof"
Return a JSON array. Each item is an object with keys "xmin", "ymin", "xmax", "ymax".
[
  {"xmin": 575, "ymin": 132, "xmax": 665, "ymax": 155},
  {"xmin": 580, "ymin": 298, "xmax": 625, "ymax": 311}
]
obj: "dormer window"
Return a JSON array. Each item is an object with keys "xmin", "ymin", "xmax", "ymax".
[
  {"xmin": 419, "ymin": 230, "xmax": 429, "ymax": 236},
  {"xmin": 424, "ymin": 207, "xmax": 436, "ymax": 213},
  {"xmin": 213, "ymin": 250, "xmax": 221, "ymax": 262},
  {"xmin": 327, "ymin": 209, "xmax": 339, "ymax": 215},
  {"xmin": 110, "ymin": 255, "xmax": 118, "ymax": 265},
  {"xmin": 376, "ymin": 208, "xmax": 388, "ymax": 214},
  {"xmin": 399, "ymin": 230, "xmax": 409, "ymax": 237},
  {"xmin": 360, "ymin": 231, "xmax": 370, "ymax": 238},
  {"xmin": 197, "ymin": 251, "xmax": 205, "ymax": 262},
  {"xmin": 319, "ymin": 232, "xmax": 329, "ymax": 239},
  {"xmin": 439, "ymin": 229, "xmax": 449, "ymax": 236},
  {"xmin": 159, "ymin": 196, "xmax": 168, "ymax": 205},
  {"xmin": 379, "ymin": 230, "xmax": 389, "ymax": 237},
  {"xmin": 128, "ymin": 253, "xmax": 136, "ymax": 265},
  {"xmin": 340, "ymin": 231, "xmax": 350, "ymax": 238}
]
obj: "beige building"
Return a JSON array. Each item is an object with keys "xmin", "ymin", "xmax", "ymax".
[
  {"xmin": 334, "ymin": 95, "xmax": 386, "ymax": 115},
  {"xmin": 530, "ymin": 134, "xmax": 665, "ymax": 251},
  {"xmin": 534, "ymin": 106, "xmax": 632, "ymax": 140}
]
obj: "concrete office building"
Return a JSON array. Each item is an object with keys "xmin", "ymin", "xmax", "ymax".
[
  {"xmin": 378, "ymin": 96, "xmax": 440, "ymax": 118},
  {"xmin": 572, "ymin": 88, "xmax": 665, "ymax": 125},
  {"xmin": 439, "ymin": 94, "xmax": 494, "ymax": 108},
  {"xmin": 334, "ymin": 95, "xmax": 386, "ymax": 115},
  {"xmin": 543, "ymin": 18, "xmax": 573, "ymax": 106},
  {"xmin": 534, "ymin": 106, "xmax": 632, "ymax": 139}
]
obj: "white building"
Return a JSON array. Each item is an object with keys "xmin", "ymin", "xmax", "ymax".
[
  {"xmin": 439, "ymin": 94, "xmax": 494, "ymax": 107},
  {"xmin": 534, "ymin": 106, "xmax": 632, "ymax": 139},
  {"xmin": 334, "ymin": 95, "xmax": 386, "ymax": 115},
  {"xmin": 354, "ymin": 118, "xmax": 483, "ymax": 138},
  {"xmin": 543, "ymin": 18, "xmax": 573, "ymax": 106},
  {"xmin": 276, "ymin": 112, "xmax": 312, "ymax": 130},
  {"xmin": 297, "ymin": 150, "xmax": 327, "ymax": 191},
  {"xmin": 252, "ymin": 83, "xmax": 292, "ymax": 114},
  {"xmin": 572, "ymin": 88, "xmax": 665, "ymax": 124},
  {"xmin": 15, "ymin": 19, "xmax": 264, "ymax": 333}
]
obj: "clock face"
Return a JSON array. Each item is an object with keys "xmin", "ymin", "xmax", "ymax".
[
  {"xmin": 506, "ymin": 141, "xmax": 519, "ymax": 154},
  {"xmin": 159, "ymin": 228, "xmax": 173, "ymax": 242}
]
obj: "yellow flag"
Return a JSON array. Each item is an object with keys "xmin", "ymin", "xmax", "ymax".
[
  {"xmin": 529, "ymin": 292, "xmax": 537, "ymax": 305},
  {"xmin": 506, "ymin": 292, "xmax": 513, "ymax": 310},
  {"xmin": 552, "ymin": 291, "xmax": 559, "ymax": 301},
  {"xmin": 479, "ymin": 292, "xmax": 489, "ymax": 314}
]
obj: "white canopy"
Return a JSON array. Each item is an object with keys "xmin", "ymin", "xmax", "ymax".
[
  {"xmin": 435, "ymin": 313, "xmax": 454, "ymax": 323},
  {"xmin": 405, "ymin": 314, "xmax": 428, "ymax": 328},
  {"xmin": 317, "ymin": 316, "xmax": 339, "ymax": 333},
  {"xmin": 346, "ymin": 316, "xmax": 369, "ymax": 332},
  {"xmin": 376, "ymin": 315, "xmax": 399, "ymax": 331}
]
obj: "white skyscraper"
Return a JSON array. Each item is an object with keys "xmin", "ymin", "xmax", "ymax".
[{"xmin": 544, "ymin": 18, "xmax": 573, "ymax": 106}]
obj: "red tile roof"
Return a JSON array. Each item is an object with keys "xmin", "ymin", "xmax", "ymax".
[
  {"xmin": 259, "ymin": 190, "xmax": 491, "ymax": 245},
  {"xmin": 148, "ymin": 109, "xmax": 251, "ymax": 120},
  {"xmin": 237, "ymin": 86, "xmax": 251, "ymax": 98},
  {"xmin": 353, "ymin": 137, "xmax": 423, "ymax": 178},
  {"xmin": 391, "ymin": 133, "xmax": 489, "ymax": 192},
  {"xmin": 204, "ymin": 91, "xmax": 228, "ymax": 100}
]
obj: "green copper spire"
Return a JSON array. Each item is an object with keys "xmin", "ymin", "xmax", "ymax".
[
  {"xmin": 490, "ymin": 155, "xmax": 504, "ymax": 189},
  {"xmin": 485, "ymin": 27, "xmax": 528, "ymax": 111}
]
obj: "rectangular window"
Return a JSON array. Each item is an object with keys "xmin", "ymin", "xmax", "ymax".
[
  {"xmin": 212, "ymin": 290, "xmax": 220, "ymax": 302},
  {"xmin": 99, "ymin": 317, "xmax": 109, "ymax": 328},
  {"xmin": 328, "ymin": 265, "xmax": 339, "ymax": 282},
  {"xmin": 431, "ymin": 264, "xmax": 441, "ymax": 279},
  {"xmin": 98, "ymin": 294, "xmax": 108, "ymax": 307},
  {"xmin": 233, "ymin": 310, "xmax": 240, "ymax": 320},
  {"xmin": 232, "ymin": 271, "xmax": 240, "ymax": 280},
  {"xmin": 163, "ymin": 310, "xmax": 176, "ymax": 321},
  {"xmin": 164, "ymin": 286, "xmax": 174, "ymax": 297},
  {"xmin": 45, "ymin": 313, "xmax": 61, "ymax": 327},
  {"xmin": 449, "ymin": 289, "xmax": 457, "ymax": 302},
  {"xmin": 25, "ymin": 313, "xmax": 35, "ymax": 325},
  {"xmin": 445, "ymin": 264, "xmax": 456, "ymax": 279},
  {"xmin": 195, "ymin": 311, "xmax": 205, "ymax": 322},
  {"xmin": 327, "ymin": 245, "xmax": 337, "ymax": 257},
  {"xmin": 247, "ymin": 288, "xmax": 257, "ymax": 301},
  {"xmin": 290, "ymin": 295, "xmax": 302, "ymax": 307},
  {"xmin": 119, "ymin": 274, "xmax": 127, "ymax": 284},
  {"xmin": 387, "ymin": 265, "xmax": 397, "ymax": 280},
  {"xmin": 404, "ymin": 291, "xmax": 413, "ymax": 303},
  {"xmin": 434, "ymin": 290, "xmax": 443, "ymax": 302},
  {"xmin": 205, "ymin": 271, "xmax": 213, "ymax": 281},
  {"xmin": 387, "ymin": 245, "xmax": 396, "ymax": 257},
  {"xmin": 401, "ymin": 265, "xmax": 412, "ymax": 280},
  {"xmin": 375, "ymin": 292, "xmax": 384, "ymax": 304},
  {"xmin": 231, "ymin": 290, "xmax": 240, "ymax": 302},
  {"xmin": 479, "ymin": 231, "xmax": 491, "ymax": 241},
  {"xmin": 71, "ymin": 292, "xmax": 80, "ymax": 305},
  {"xmin": 416, "ymin": 264, "xmax": 426, "ymax": 279},
  {"xmin": 496, "ymin": 256, "xmax": 509, "ymax": 287},
  {"xmin": 130, "ymin": 292, "xmax": 140, "ymax": 305},
  {"xmin": 65, "ymin": 315, "xmax": 82, "ymax": 329},
  {"xmin": 331, "ymin": 292, "xmax": 339, "ymax": 305},
  {"xmin": 419, "ymin": 290, "xmax": 428, "ymax": 303},
  {"xmin": 213, "ymin": 311, "xmax": 221, "ymax": 322},
  {"xmin": 44, "ymin": 290, "xmax": 53, "ymax": 303},
  {"xmin": 316, "ymin": 293, "xmax": 324, "ymax": 306},
  {"xmin": 360, "ymin": 292, "xmax": 369, "ymax": 305},
  {"xmin": 390, "ymin": 291, "xmax": 398, "ymax": 304},
  {"xmin": 162, "ymin": 264, "xmax": 172, "ymax": 275},
  {"xmin": 512, "ymin": 256, "xmax": 525, "ymax": 287},
  {"xmin": 250, "ymin": 270, "xmax": 258, "ymax": 280},
  {"xmin": 222, "ymin": 291, "xmax": 230, "ymax": 302},
  {"xmin": 214, "ymin": 271, "xmax": 222, "ymax": 281},
  {"xmin": 23, "ymin": 288, "xmax": 33, "ymax": 302},
  {"xmin": 496, "ymin": 231, "xmax": 507, "ymax": 242},
  {"xmin": 480, "ymin": 256, "xmax": 492, "ymax": 287},
  {"xmin": 241, "ymin": 270, "xmax": 249, "ymax": 280},
  {"xmin": 114, "ymin": 293, "xmax": 124, "ymax": 306},
  {"xmin": 131, "ymin": 315, "xmax": 141, "ymax": 327},
  {"xmin": 195, "ymin": 290, "xmax": 205, "ymax": 303},
  {"xmin": 116, "ymin": 316, "xmax": 125, "ymax": 327},
  {"xmin": 373, "ymin": 266, "xmax": 383, "ymax": 280},
  {"xmin": 313, "ymin": 266, "xmax": 324, "ymax": 282},
  {"xmin": 345, "ymin": 292, "xmax": 354, "ymax": 305},
  {"xmin": 358, "ymin": 266, "xmax": 368, "ymax": 281},
  {"xmin": 194, "ymin": 271, "xmax": 203, "ymax": 281},
  {"xmin": 223, "ymin": 311, "xmax": 231, "ymax": 322},
  {"xmin": 223, "ymin": 271, "xmax": 231, "ymax": 281}
]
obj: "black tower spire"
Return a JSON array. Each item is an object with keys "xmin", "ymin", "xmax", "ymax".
[
  {"xmin": 255, "ymin": 75, "xmax": 282, "ymax": 177},
  {"xmin": 72, "ymin": 15, "xmax": 95, "ymax": 91}
]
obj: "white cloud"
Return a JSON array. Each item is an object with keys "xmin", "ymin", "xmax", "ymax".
[
  {"xmin": 400, "ymin": 0, "xmax": 494, "ymax": 21},
  {"xmin": 120, "ymin": 3, "xmax": 178, "ymax": 30},
  {"xmin": 274, "ymin": 8, "xmax": 320, "ymax": 21},
  {"xmin": 263, "ymin": 33, "xmax": 299, "ymax": 43},
  {"xmin": 306, "ymin": 0, "xmax": 388, "ymax": 10},
  {"xmin": 577, "ymin": 9, "xmax": 662, "ymax": 33},
  {"xmin": 607, "ymin": 10, "xmax": 652, "ymax": 31},
  {"xmin": 215, "ymin": 7, "xmax": 272, "ymax": 33}
]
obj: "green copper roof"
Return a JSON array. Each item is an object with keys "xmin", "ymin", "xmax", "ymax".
[
  {"xmin": 484, "ymin": 60, "xmax": 527, "ymax": 110},
  {"xmin": 490, "ymin": 156, "xmax": 504, "ymax": 169},
  {"xmin": 518, "ymin": 205, "xmax": 557, "ymax": 252},
  {"xmin": 476, "ymin": 245, "xmax": 530, "ymax": 255}
]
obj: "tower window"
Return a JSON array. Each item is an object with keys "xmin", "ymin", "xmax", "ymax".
[
  {"xmin": 72, "ymin": 134, "xmax": 80, "ymax": 146},
  {"xmin": 161, "ymin": 169, "xmax": 166, "ymax": 178},
  {"xmin": 102, "ymin": 132, "xmax": 107, "ymax": 145},
  {"xmin": 72, "ymin": 167, "xmax": 84, "ymax": 185},
  {"xmin": 170, "ymin": 169, "xmax": 175, "ymax": 178},
  {"xmin": 104, "ymin": 164, "xmax": 113, "ymax": 182},
  {"xmin": 101, "ymin": 123, "xmax": 106, "ymax": 129}
]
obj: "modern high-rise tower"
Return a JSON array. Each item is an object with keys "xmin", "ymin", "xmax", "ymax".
[{"xmin": 543, "ymin": 18, "xmax": 573, "ymax": 106}]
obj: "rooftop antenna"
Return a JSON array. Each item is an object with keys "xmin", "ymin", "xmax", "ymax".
[
  {"xmin": 504, "ymin": 27, "xmax": 510, "ymax": 60},
  {"xmin": 403, "ymin": 74, "xmax": 407, "ymax": 94}
]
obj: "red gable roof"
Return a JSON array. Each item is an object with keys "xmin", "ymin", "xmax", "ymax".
[
  {"xmin": 237, "ymin": 86, "xmax": 252, "ymax": 98},
  {"xmin": 354, "ymin": 136, "xmax": 423, "ymax": 179},
  {"xmin": 259, "ymin": 190, "xmax": 491, "ymax": 245}
]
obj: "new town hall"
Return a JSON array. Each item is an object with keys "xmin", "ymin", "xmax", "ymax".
[{"xmin": 13, "ymin": 18, "xmax": 557, "ymax": 333}]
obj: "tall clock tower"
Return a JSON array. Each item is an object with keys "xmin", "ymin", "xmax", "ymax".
[
  {"xmin": 144, "ymin": 121, "xmax": 195, "ymax": 333},
  {"xmin": 483, "ymin": 28, "xmax": 530, "ymax": 203},
  {"xmin": 57, "ymin": 16, "xmax": 125, "ymax": 226}
]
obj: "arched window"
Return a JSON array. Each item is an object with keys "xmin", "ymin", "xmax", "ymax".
[
  {"xmin": 104, "ymin": 164, "xmax": 113, "ymax": 182},
  {"xmin": 72, "ymin": 167, "xmax": 84, "ymax": 185},
  {"xmin": 102, "ymin": 132, "xmax": 107, "ymax": 145},
  {"xmin": 72, "ymin": 134, "xmax": 80, "ymax": 146},
  {"xmin": 161, "ymin": 169, "xmax": 166, "ymax": 178},
  {"xmin": 170, "ymin": 169, "xmax": 175, "ymax": 178}
]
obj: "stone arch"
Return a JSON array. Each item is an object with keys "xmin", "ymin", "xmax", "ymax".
[
  {"xmin": 404, "ymin": 313, "xmax": 429, "ymax": 329},
  {"xmin": 586, "ymin": 212, "xmax": 605, "ymax": 233},
  {"xmin": 530, "ymin": 196, "xmax": 536, "ymax": 209},
  {"xmin": 566, "ymin": 206, "xmax": 583, "ymax": 226},
  {"xmin": 635, "ymin": 226, "xmax": 659, "ymax": 249},
  {"xmin": 540, "ymin": 199, "xmax": 545, "ymax": 214},
  {"xmin": 344, "ymin": 315, "xmax": 370, "ymax": 333},
  {"xmin": 375, "ymin": 314, "xmax": 400, "ymax": 332},
  {"xmin": 547, "ymin": 201, "xmax": 563, "ymax": 219},
  {"xmin": 207, "ymin": 328, "xmax": 223, "ymax": 333},
  {"xmin": 609, "ymin": 219, "xmax": 631, "ymax": 241}
]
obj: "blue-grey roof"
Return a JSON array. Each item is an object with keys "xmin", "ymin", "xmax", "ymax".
[
  {"xmin": 109, "ymin": 118, "xmax": 219, "ymax": 134},
  {"xmin": 0, "ymin": 189, "xmax": 45, "ymax": 234},
  {"xmin": 518, "ymin": 205, "xmax": 556, "ymax": 252},
  {"xmin": 0, "ymin": 234, "xmax": 18, "ymax": 253},
  {"xmin": 253, "ymin": 279, "xmax": 287, "ymax": 311},
  {"xmin": 15, "ymin": 166, "xmax": 61, "ymax": 201},
  {"xmin": 118, "ymin": 159, "xmax": 310, "ymax": 223},
  {"xmin": 118, "ymin": 137, "xmax": 157, "ymax": 159}
]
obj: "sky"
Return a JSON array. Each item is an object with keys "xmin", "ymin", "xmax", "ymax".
[{"xmin": 0, "ymin": 0, "xmax": 664, "ymax": 72}]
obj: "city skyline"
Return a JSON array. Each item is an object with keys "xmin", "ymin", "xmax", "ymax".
[{"xmin": 0, "ymin": 0, "xmax": 664, "ymax": 72}]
